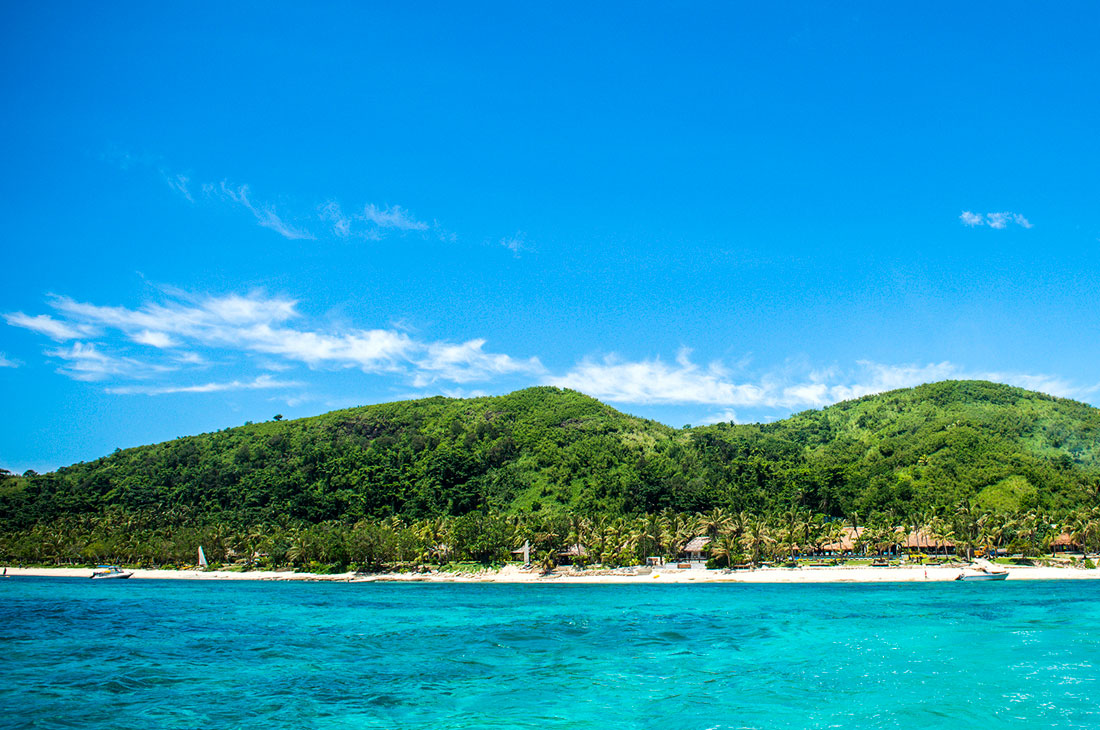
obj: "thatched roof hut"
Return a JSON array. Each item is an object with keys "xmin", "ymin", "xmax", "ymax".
[
  {"xmin": 681, "ymin": 536, "xmax": 712, "ymax": 561},
  {"xmin": 1052, "ymin": 533, "xmax": 1079, "ymax": 549},
  {"xmin": 822, "ymin": 526, "xmax": 863, "ymax": 553},
  {"xmin": 558, "ymin": 544, "xmax": 588, "ymax": 558},
  {"xmin": 683, "ymin": 536, "xmax": 711, "ymax": 553},
  {"xmin": 902, "ymin": 529, "xmax": 954, "ymax": 550}
]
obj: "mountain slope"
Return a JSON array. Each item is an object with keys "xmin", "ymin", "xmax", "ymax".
[{"xmin": 2, "ymin": 381, "xmax": 1098, "ymax": 530}]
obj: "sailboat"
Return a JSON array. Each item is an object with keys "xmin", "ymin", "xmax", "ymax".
[{"xmin": 198, "ymin": 546, "xmax": 209, "ymax": 570}]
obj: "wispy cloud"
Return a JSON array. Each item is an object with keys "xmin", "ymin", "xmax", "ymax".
[
  {"xmin": 545, "ymin": 348, "xmax": 766, "ymax": 406},
  {"xmin": 413, "ymin": 339, "xmax": 545, "ymax": 386},
  {"xmin": 161, "ymin": 171, "xmax": 193, "ymax": 202},
  {"xmin": 45, "ymin": 342, "xmax": 169, "ymax": 382},
  {"xmin": 500, "ymin": 232, "xmax": 529, "ymax": 257},
  {"xmin": 0, "ymin": 353, "xmax": 19, "ymax": 368},
  {"xmin": 959, "ymin": 210, "xmax": 1033, "ymax": 229},
  {"xmin": 132, "ymin": 154, "xmax": 480, "ymax": 248},
  {"xmin": 959, "ymin": 211, "xmax": 984, "ymax": 227},
  {"xmin": 545, "ymin": 352, "xmax": 1084, "ymax": 410},
  {"xmin": 361, "ymin": 203, "xmax": 428, "ymax": 231},
  {"xmin": 213, "ymin": 182, "xmax": 315, "ymax": 240},
  {"xmin": 14, "ymin": 288, "xmax": 1085, "ymax": 411},
  {"xmin": 5, "ymin": 312, "xmax": 99, "ymax": 341},
  {"xmin": 130, "ymin": 330, "xmax": 181, "ymax": 348},
  {"xmin": 697, "ymin": 408, "xmax": 740, "ymax": 426},
  {"xmin": 13, "ymin": 291, "xmax": 543, "ymax": 390},
  {"xmin": 107, "ymin": 374, "xmax": 302, "ymax": 396},
  {"xmin": 319, "ymin": 201, "xmax": 360, "ymax": 239},
  {"xmin": 319, "ymin": 200, "xmax": 432, "ymax": 240}
]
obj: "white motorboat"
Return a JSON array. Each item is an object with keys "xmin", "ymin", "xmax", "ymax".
[
  {"xmin": 955, "ymin": 571, "xmax": 1008, "ymax": 581},
  {"xmin": 955, "ymin": 560, "xmax": 1008, "ymax": 581},
  {"xmin": 90, "ymin": 565, "xmax": 133, "ymax": 580}
]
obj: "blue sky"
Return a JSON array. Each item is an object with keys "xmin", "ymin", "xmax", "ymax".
[{"xmin": 2, "ymin": 3, "xmax": 1099, "ymax": 473}]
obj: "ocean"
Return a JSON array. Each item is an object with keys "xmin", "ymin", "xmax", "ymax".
[{"xmin": 2, "ymin": 578, "xmax": 1097, "ymax": 729}]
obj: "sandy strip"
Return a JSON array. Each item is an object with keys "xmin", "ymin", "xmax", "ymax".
[{"xmin": 5, "ymin": 563, "xmax": 1100, "ymax": 584}]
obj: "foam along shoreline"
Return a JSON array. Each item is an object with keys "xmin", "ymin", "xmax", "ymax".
[{"xmin": 5, "ymin": 563, "xmax": 1100, "ymax": 584}]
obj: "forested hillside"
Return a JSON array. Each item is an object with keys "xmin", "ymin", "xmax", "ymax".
[
  {"xmin": 2, "ymin": 381, "xmax": 1098, "ymax": 567},
  {"xmin": 3, "ymin": 380, "xmax": 1099, "ymax": 526}
]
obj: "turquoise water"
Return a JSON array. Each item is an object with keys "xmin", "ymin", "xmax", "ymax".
[{"xmin": 2, "ymin": 579, "xmax": 1098, "ymax": 729}]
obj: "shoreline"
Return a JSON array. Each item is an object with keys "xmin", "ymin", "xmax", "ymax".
[{"xmin": 6, "ymin": 563, "xmax": 1100, "ymax": 584}]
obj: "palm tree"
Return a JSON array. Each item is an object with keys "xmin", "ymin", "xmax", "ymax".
[
  {"xmin": 699, "ymin": 508, "xmax": 733, "ymax": 540},
  {"xmin": 952, "ymin": 505, "xmax": 979, "ymax": 561},
  {"xmin": 709, "ymin": 534, "xmax": 742, "ymax": 568},
  {"xmin": 741, "ymin": 517, "xmax": 775, "ymax": 566}
]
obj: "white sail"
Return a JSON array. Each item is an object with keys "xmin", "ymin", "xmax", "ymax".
[{"xmin": 198, "ymin": 546, "xmax": 208, "ymax": 569}]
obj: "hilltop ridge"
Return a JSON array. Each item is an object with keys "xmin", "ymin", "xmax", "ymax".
[{"xmin": 2, "ymin": 380, "xmax": 1098, "ymax": 532}]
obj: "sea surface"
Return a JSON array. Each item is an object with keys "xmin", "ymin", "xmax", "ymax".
[{"xmin": 2, "ymin": 578, "xmax": 1098, "ymax": 729}]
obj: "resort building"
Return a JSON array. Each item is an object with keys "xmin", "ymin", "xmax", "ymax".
[
  {"xmin": 682, "ymin": 536, "xmax": 711, "ymax": 562},
  {"xmin": 901, "ymin": 529, "xmax": 955, "ymax": 555}
]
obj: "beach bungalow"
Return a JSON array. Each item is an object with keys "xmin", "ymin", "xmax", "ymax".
[
  {"xmin": 822, "ymin": 526, "xmax": 864, "ymax": 555},
  {"xmin": 1051, "ymin": 533, "xmax": 1079, "ymax": 554},
  {"xmin": 681, "ymin": 536, "xmax": 711, "ymax": 562},
  {"xmin": 557, "ymin": 543, "xmax": 588, "ymax": 565},
  {"xmin": 902, "ymin": 529, "xmax": 955, "ymax": 555}
]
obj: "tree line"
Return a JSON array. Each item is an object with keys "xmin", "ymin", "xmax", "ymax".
[{"xmin": 3, "ymin": 506, "xmax": 1098, "ymax": 572}]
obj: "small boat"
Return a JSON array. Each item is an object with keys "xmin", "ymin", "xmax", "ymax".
[
  {"xmin": 90, "ymin": 565, "xmax": 133, "ymax": 580},
  {"xmin": 198, "ymin": 546, "xmax": 209, "ymax": 571},
  {"xmin": 955, "ymin": 571, "xmax": 1008, "ymax": 581},
  {"xmin": 955, "ymin": 560, "xmax": 1008, "ymax": 581}
]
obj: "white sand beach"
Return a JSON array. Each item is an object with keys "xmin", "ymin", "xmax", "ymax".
[{"xmin": 6, "ymin": 563, "xmax": 1100, "ymax": 584}]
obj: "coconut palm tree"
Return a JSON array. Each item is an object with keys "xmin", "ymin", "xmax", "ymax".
[{"xmin": 741, "ymin": 517, "xmax": 775, "ymax": 566}]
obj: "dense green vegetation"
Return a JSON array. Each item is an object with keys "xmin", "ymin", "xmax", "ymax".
[{"xmin": 2, "ymin": 380, "xmax": 1099, "ymax": 569}]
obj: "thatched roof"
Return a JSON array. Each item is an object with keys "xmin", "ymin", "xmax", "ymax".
[
  {"xmin": 902, "ymin": 529, "xmax": 954, "ymax": 549},
  {"xmin": 683, "ymin": 536, "xmax": 712, "ymax": 552},
  {"xmin": 822, "ymin": 526, "xmax": 863, "ymax": 552},
  {"xmin": 558, "ymin": 543, "xmax": 588, "ymax": 557},
  {"xmin": 1052, "ymin": 532, "xmax": 1078, "ymax": 548}
]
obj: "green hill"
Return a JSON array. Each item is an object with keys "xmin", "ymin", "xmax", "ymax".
[{"xmin": 2, "ymin": 381, "xmax": 1098, "ymax": 535}]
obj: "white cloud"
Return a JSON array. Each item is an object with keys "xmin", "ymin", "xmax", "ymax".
[
  {"xmin": 5, "ymin": 312, "xmax": 99, "ymax": 340},
  {"xmin": 174, "ymin": 352, "xmax": 207, "ymax": 365},
  {"xmin": 0, "ymin": 353, "xmax": 18, "ymax": 368},
  {"xmin": 131, "ymin": 330, "xmax": 180, "ymax": 348},
  {"xmin": 319, "ymin": 201, "xmax": 358, "ymax": 239},
  {"xmin": 545, "ymin": 348, "xmax": 767, "ymax": 406},
  {"xmin": 544, "ymin": 352, "xmax": 1085, "ymax": 410},
  {"xmin": 218, "ymin": 182, "xmax": 315, "ymax": 240},
  {"xmin": 412, "ymin": 339, "xmax": 544, "ymax": 386},
  {"xmin": 971, "ymin": 370, "xmax": 1075, "ymax": 398},
  {"xmin": 45, "ymin": 342, "xmax": 168, "ymax": 382},
  {"xmin": 162, "ymin": 171, "xmax": 193, "ymax": 202},
  {"xmin": 500, "ymin": 232, "xmax": 529, "ymax": 256},
  {"xmin": 361, "ymin": 203, "xmax": 427, "ymax": 231},
  {"xmin": 960, "ymin": 210, "xmax": 1032, "ymax": 230},
  {"xmin": 318, "ymin": 200, "xmax": 433, "ymax": 240},
  {"xmin": 20, "ymin": 291, "xmax": 539, "ymax": 388},
  {"xmin": 698, "ymin": 408, "xmax": 740, "ymax": 425},
  {"xmin": 107, "ymin": 374, "xmax": 302, "ymax": 396},
  {"xmin": 19, "ymin": 289, "xmax": 1086, "ymax": 409},
  {"xmin": 812, "ymin": 361, "xmax": 958, "ymax": 405}
]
